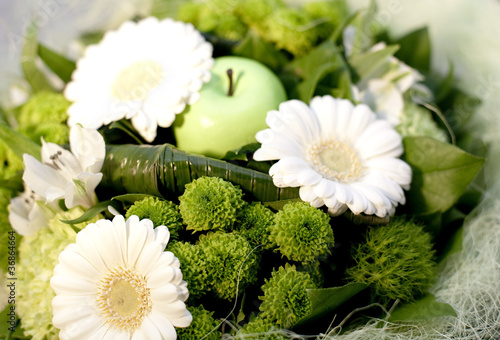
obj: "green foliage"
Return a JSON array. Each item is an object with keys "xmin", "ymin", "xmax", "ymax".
[
  {"xmin": 270, "ymin": 202, "xmax": 334, "ymax": 263},
  {"xmin": 177, "ymin": 304, "xmax": 221, "ymax": 340},
  {"xmin": 0, "ymin": 140, "xmax": 23, "ymax": 180},
  {"xmin": 394, "ymin": 27, "xmax": 431, "ymax": 72},
  {"xmin": 389, "ymin": 293, "xmax": 456, "ymax": 322},
  {"xmin": 346, "ymin": 217, "xmax": 436, "ymax": 302},
  {"xmin": 259, "ymin": 264, "xmax": 316, "ymax": 328},
  {"xmin": 0, "ymin": 122, "xmax": 41, "ymax": 161},
  {"xmin": 236, "ymin": 202, "xmax": 275, "ymax": 249},
  {"xmin": 303, "ymin": 0, "xmax": 347, "ymax": 40},
  {"xmin": 237, "ymin": 315, "xmax": 287, "ymax": 339},
  {"xmin": 126, "ymin": 196, "xmax": 183, "ymax": 239},
  {"xmin": 396, "ymin": 103, "xmax": 448, "ymax": 142},
  {"xmin": 38, "ymin": 43, "xmax": 76, "ymax": 83},
  {"xmin": 168, "ymin": 242, "xmax": 208, "ymax": 299},
  {"xmin": 403, "ymin": 137, "xmax": 485, "ymax": 215},
  {"xmin": 199, "ymin": 232, "xmax": 259, "ymax": 300},
  {"xmin": 179, "ymin": 176, "xmax": 245, "ymax": 232},
  {"xmin": 0, "ymin": 189, "xmax": 15, "ymax": 273}
]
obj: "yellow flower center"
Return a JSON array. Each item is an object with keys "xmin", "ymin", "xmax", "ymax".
[
  {"xmin": 112, "ymin": 61, "xmax": 163, "ymax": 101},
  {"xmin": 96, "ymin": 266, "xmax": 152, "ymax": 332},
  {"xmin": 307, "ymin": 139, "xmax": 363, "ymax": 182}
]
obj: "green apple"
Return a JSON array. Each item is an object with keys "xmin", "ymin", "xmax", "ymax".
[{"xmin": 173, "ymin": 56, "xmax": 287, "ymax": 158}]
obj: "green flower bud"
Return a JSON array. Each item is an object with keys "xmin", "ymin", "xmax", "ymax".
[
  {"xmin": 199, "ymin": 232, "xmax": 259, "ymax": 300},
  {"xmin": 179, "ymin": 177, "xmax": 245, "ymax": 232},
  {"xmin": 177, "ymin": 304, "xmax": 221, "ymax": 340},
  {"xmin": 236, "ymin": 202, "xmax": 275, "ymax": 249},
  {"xmin": 396, "ymin": 102, "xmax": 448, "ymax": 142},
  {"xmin": 126, "ymin": 196, "xmax": 183, "ymax": 239},
  {"xmin": 270, "ymin": 202, "xmax": 334, "ymax": 263},
  {"xmin": 259, "ymin": 264, "xmax": 316, "ymax": 328},
  {"xmin": 346, "ymin": 217, "xmax": 436, "ymax": 302},
  {"xmin": 168, "ymin": 241, "xmax": 208, "ymax": 299}
]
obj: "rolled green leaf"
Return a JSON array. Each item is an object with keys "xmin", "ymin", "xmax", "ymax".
[{"xmin": 101, "ymin": 143, "xmax": 299, "ymax": 202}]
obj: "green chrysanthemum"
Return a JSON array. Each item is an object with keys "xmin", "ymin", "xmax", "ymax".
[
  {"xmin": 346, "ymin": 217, "xmax": 436, "ymax": 302},
  {"xmin": 18, "ymin": 91, "xmax": 70, "ymax": 144},
  {"xmin": 177, "ymin": 304, "xmax": 221, "ymax": 340},
  {"xmin": 396, "ymin": 102, "xmax": 448, "ymax": 142},
  {"xmin": 17, "ymin": 207, "xmax": 101, "ymax": 340},
  {"xmin": 270, "ymin": 202, "xmax": 334, "ymax": 263},
  {"xmin": 168, "ymin": 241, "xmax": 208, "ymax": 299},
  {"xmin": 236, "ymin": 0, "xmax": 284, "ymax": 27},
  {"xmin": 259, "ymin": 264, "xmax": 316, "ymax": 328},
  {"xmin": 199, "ymin": 232, "xmax": 259, "ymax": 300},
  {"xmin": 126, "ymin": 196, "xmax": 183, "ymax": 239},
  {"xmin": 236, "ymin": 202, "xmax": 275, "ymax": 249},
  {"xmin": 237, "ymin": 315, "xmax": 288, "ymax": 340},
  {"xmin": 179, "ymin": 177, "xmax": 245, "ymax": 232}
]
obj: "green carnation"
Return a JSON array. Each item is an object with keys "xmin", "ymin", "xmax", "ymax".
[
  {"xmin": 236, "ymin": 202, "xmax": 275, "ymax": 249},
  {"xmin": 17, "ymin": 207, "xmax": 101, "ymax": 340},
  {"xmin": 259, "ymin": 264, "xmax": 316, "ymax": 328},
  {"xmin": 346, "ymin": 217, "xmax": 436, "ymax": 302},
  {"xmin": 126, "ymin": 196, "xmax": 183, "ymax": 239},
  {"xmin": 177, "ymin": 304, "xmax": 221, "ymax": 340},
  {"xmin": 261, "ymin": 8, "xmax": 319, "ymax": 56},
  {"xmin": 179, "ymin": 177, "xmax": 245, "ymax": 232},
  {"xmin": 199, "ymin": 232, "xmax": 259, "ymax": 300},
  {"xmin": 396, "ymin": 102, "xmax": 448, "ymax": 142},
  {"xmin": 168, "ymin": 241, "xmax": 208, "ymax": 299},
  {"xmin": 18, "ymin": 91, "xmax": 70, "ymax": 144},
  {"xmin": 237, "ymin": 315, "xmax": 287, "ymax": 340},
  {"xmin": 270, "ymin": 202, "xmax": 334, "ymax": 263}
]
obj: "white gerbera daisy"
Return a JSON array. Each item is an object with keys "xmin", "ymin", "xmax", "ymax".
[
  {"xmin": 50, "ymin": 215, "xmax": 191, "ymax": 340},
  {"xmin": 64, "ymin": 17, "xmax": 214, "ymax": 142},
  {"xmin": 254, "ymin": 95, "xmax": 412, "ymax": 218}
]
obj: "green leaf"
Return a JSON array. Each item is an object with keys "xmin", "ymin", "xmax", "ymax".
[
  {"xmin": 233, "ymin": 31, "xmax": 288, "ymax": 71},
  {"xmin": 349, "ymin": 44, "xmax": 399, "ymax": 81},
  {"xmin": 394, "ymin": 27, "xmax": 431, "ymax": 72},
  {"xmin": 0, "ymin": 123, "xmax": 41, "ymax": 160},
  {"xmin": 112, "ymin": 193, "xmax": 160, "ymax": 204},
  {"xmin": 403, "ymin": 137, "xmax": 484, "ymax": 215},
  {"xmin": 286, "ymin": 41, "xmax": 341, "ymax": 80},
  {"xmin": 60, "ymin": 200, "xmax": 118, "ymax": 224},
  {"xmin": 38, "ymin": 44, "xmax": 76, "ymax": 83},
  {"xmin": 346, "ymin": 0, "xmax": 378, "ymax": 57},
  {"xmin": 437, "ymin": 226, "xmax": 463, "ymax": 263},
  {"xmin": 294, "ymin": 62, "xmax": 338, "ymax": 102},
  {"xmin": 295, "ymin": 283, "xmax": 367, "ymax": 327},
  {"xmin": 222, "ymin": 143, "xmax": 261, "ymax": 162},
  {"xmin": 21, "ymin": 23, "xmax": 54, "ymax": 93},
  {"xmin": 263, "ymin": 198, "xmax": 303, "ymax": 211},
  {"xmin": 389, "ymin": 293, "xmax": 456, "ymax": 322}
]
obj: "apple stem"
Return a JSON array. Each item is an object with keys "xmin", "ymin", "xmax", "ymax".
[{"xmin": 227, "ymin": 69, "xmax": 234, "ymax": 96}]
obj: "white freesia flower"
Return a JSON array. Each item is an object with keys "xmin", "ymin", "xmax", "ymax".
[
  {"xmin": 353, "ymin": 42, "xmax": 424, "ymax": 125},
  {"xmin": 23, "ymin": 125, "xmax": 105, "ymax": 209},
  {"xmin": 8, "ymin": 184, "xmax": 60, "ymax": 236},
  {"xmin": 254, "ymin": 95, "xmax": 412, "ymax": 217},
  {"xmin": 51, "ymin": 215, "xmax": 191, "ymax": 340},
  {"xmin": 65, "ymin": 17, "xmax": 214, "ymax": 142}
]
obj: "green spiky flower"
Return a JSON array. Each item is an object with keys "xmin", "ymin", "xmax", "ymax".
[
  {"xmin": 396, "ymin": 102, "xmax": 448, "ymax": 142},
  {"xmin": 18, "ymin": 91, "xmax": 70, "ymax": 144},
  {"xmin": 237, "ymin": 315, "xmax": 288, "ymax": 340},
  {"xmin": 179, "ymin": 177, "xmax": 245, "ymax": 232},
  {"xmin": 236, "ymin": 202, "xmax": 275, "ymax": 249},
  {"xmin": 168, "ymin": 241, "xmax": 208, "ymax": 299},
  {"xmin": 126, "ymin": 196, "xmax": 183, "ymax": 239},
  {"xmin": 199, "ymin": 232, "xmax": 259, "ymax": 300},
  {"xmin": 16, "ymin": 207, "xmax": 101, "ymax": 340},
  {"xmin": 346, "ymin": 217, "xmax": 436, "ymax": 302},
  {"xmin": 259, "ymin": 264, "xmax": 316, "ymax": 328},
  {"xmin": 177, "ymin": 304, "xmax": 221, "ymax": 340},
  {"xmin": 270, "ymin": 202, "xmax": 334, "ymax": 263}
]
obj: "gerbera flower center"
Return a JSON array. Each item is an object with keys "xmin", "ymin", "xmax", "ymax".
[
  {"xmin": 307, "ymin": 139, "xmax": 363, "ymax": 182},
  {"xmin": 96, "ymin": 266, "xmax": 152, "ymax": 332},
  {"xmin": 112, "ymin": 61, "xmax": 163, "ymax": 101}
]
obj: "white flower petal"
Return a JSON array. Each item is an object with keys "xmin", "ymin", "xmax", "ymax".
[
  {"xmin": 70, "ymin": 125, "xmax": 106, "ymax": 173},
  {"xmin": 147, "ymin": 312, "xmax": 178, "ymax": 339},
  {"xmin": 23, "ymin": 154, "xmax": 65, "ymax": 202}
]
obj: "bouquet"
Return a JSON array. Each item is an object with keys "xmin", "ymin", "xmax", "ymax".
[{"xmin": 1, "ymin": 0, "xmax": 499, "ymax": 339}]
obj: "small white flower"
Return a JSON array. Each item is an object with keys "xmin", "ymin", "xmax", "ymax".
[
  {"xmin": 65, "ymin": 17, "xmax": 214, "ymax": 142},
  {"xmin": 51, "ymin": 215, "xmax": 191, "ymax": 340},
  {"xmin": 8, "ymin": 184, "xmax": 60, "ymax": 236},
  {"xmin": 23, "ymin": 124, "xmax": 105, "ymax": 209},
  {"xmin": 254, "ymin": 95, "xmax": 412, "ymax": 218}
]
